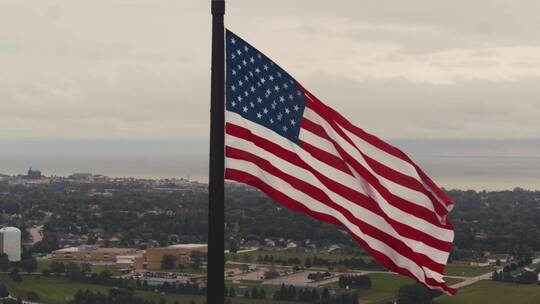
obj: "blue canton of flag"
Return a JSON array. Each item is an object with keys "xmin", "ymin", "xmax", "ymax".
[{"xmin": 226, "ymin": 30, "xmax": 307, "ymax": 144}]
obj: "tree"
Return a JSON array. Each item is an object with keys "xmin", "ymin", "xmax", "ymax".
[
  {"xmin": 516, "ymin": 271, "xmax": 537, "ymax": 284},
  {"xmin": 274, "ymin": 284, "xmax": 287, "ymax": 300},
  {"xmin": 251, "ymin": 287, "xmax": 259, "ymax": 299},
  {"xmin": 0, "ymin": 254, "xmax": 10, "ymax": 271},
  {"xmin": 396, "ymin": 284, "xmax": 432, "ymax": 304},
  {"xmin": 74, "ymin": 290, "xmax": 84, "ymax": 303},
  {"xmin": 310, "ymin": 289, "xmax": 320, "ymax": 302},
  {"xmin": 228, "ymin": 239, "xmax": 239, "ymax": 253},
  {"xmin": 26, "ymin": 291, "xmax": 39, "ymax": 302},
  {"xmin": 9, "ymin": 268, "xmax": 22, "ymax": 283},
  {"xmin": 190, "ymin": 251, "xmax": 203, "ymax": 269},
  {"xmin": 0, "ymin": 283, "xmax": 9, "ymax": 297},
  {"xmin": 339, "ymin": 274, "xmax": 372, "ymax": 289},
  {"xmin": 21, "ymin": 256, "xmax": 37, "ymax": 273},
  {"xmin": 305, "ymin": 257, "xmax": 312, "ymax": 268},
  {"xmin": 240, "ymin": 264, "xmax": 249, "ymax": 273},
  {"xmin": 161, "ymin": 255, "xmax": 177, "ymax": 270},
  {"xmin": 287, "ymin": 285, "xmax": 297, "ymax": 301},
  {"xmin": 81, "ymin": 263, "xmax": 92, "ymax": 274},
  {"xmin": 66, "ymin": 262, "xmax": 83, "ymax": 281},
  {"xmin": 352, "ymin": 292, "xmax": 360, "ymax": 304},
  {"xmin": 49, "ymin": 261, "xmax": 65, "ymax": 274},
  {"xmin": 98, "ymin": 270, "xmax": 113, "ymax": 285},
  {"xmin": 321, "ymin": 288, "xmax": 330, "ymax": 301}
]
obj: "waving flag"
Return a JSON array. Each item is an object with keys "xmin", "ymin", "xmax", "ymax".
[{"xmin": 224, "ymin": 29, "xmax": 456, "ymax": 294}]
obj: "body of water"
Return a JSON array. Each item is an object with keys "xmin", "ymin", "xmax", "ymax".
[{"xmin": 1, "ymin": 139, "xmax": 539, "ymax": 191}]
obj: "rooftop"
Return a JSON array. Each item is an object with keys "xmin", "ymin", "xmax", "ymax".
[
  {"xmin": 0, "ymin": 227, "xmax": 21, "ymax": 233},
  {"xmin": 167, "ymin": 244, "xmax": 207, "ymax": 249},
  {"xmin": 55, "ymin": 247, "xmax": 80, "ymax": 253}
]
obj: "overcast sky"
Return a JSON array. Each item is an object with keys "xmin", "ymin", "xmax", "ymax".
[{"xmin": 2, "ymin": 0, "xmax": 540, "ymax": 141}]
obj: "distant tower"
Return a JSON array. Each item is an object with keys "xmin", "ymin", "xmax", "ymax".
[
  {"xmin": 26, "ymin": 167, "xmax": 42, "ymax": 180},
  {"xmin": 0, "ymin": 227, "xmax": 21, "ymax": 262}
]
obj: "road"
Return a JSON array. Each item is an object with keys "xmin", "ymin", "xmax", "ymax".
[{"xmin": 449, "ymin": 270, "xmax": 494, "ymax": 289}]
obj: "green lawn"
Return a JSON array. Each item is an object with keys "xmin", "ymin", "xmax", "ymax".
[
  {"xmin": 230, "ymin": 250, "xmax": 373, "ymax": 266},
  {"xmin": 435, "ymin": 281, "xmax": 540, "ymax": 304},
  {"xmin": 36, "ymin": 260, "xmax": 51, "ymax": 272},
  {"xmin": 0, "ymin": 274, "xmax": 299, "ymax": 304},
  {"xmin": 37, "ymin": 260, "xmax": 118, "ymax": 275},
  {"xmin": 0, "ymin": 274, "xmax": 206, "ymax": 304},
  {"xmin": 322, "ymin": 273, "xmax": 461, "ymax": 304},
  {"xmin": 1, "ymin": 274, "xmax": 112, "ymax": 303},
  {"xmin": 7, "ymin": 269, "xmax": 506, "ymax": 304},
  {"xmin": 346, "ymin": 273, "xmax": 415, "ymax": 303},
  {"xmin": 229, "ymin": 280, "xmax": 285, "ymax": 299},
  {"xmin": 166, "ymin": 266, "xmax": 206, "ymax": 275},
  {"xmin": 444, "ymin": 264, "xmax": 495, "ymax": 277}
]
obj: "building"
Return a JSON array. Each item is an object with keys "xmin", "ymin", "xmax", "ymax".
[
  {"xmin": 470, "ymin": 258, "xmax": 490, "ymax": 267},
  {"xmin": 52, "ymin": 245, "xmax": 136, "ymax": 263},
  {"xmin": 134, "ymin": 244, "xmax": 207, "ymax": 270},
  {"xmin": 487, "ymin": 254, "xmax": 511, "ymax": 264},
  {"xmin": 69, "ymin": 173, "xmax": 93, "ymax": 183},
  {"xmin": 0, "ymin": 227, "xmax": 21, "ymax": 262},
  {"xmin": 25, "ymin": 168, "xmax": 42, "ymax": 180},
  {"xmin": 0, "ymin": 181, "xmax": 8, "ymax": 195},
  {"xmin": 115, "ymin": 254, "xmax": 143, "ymax": 269}
]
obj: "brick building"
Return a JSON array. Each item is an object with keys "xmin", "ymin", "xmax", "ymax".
[
  {"xmin": 52, "ymin": 245, "xmax": 136, "ymax": 262},
  {"xmin": 134, "ymin": 244, "xmax": 207, "ymax": 270}
]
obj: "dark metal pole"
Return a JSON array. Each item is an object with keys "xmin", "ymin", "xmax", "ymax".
[{"xmin": 208, "ymin": 0, "xmax": 225, "ymax": 303}]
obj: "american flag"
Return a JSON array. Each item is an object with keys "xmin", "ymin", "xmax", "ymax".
[{"xmin": 224, "ymin": 29, "xmax": 456, "ymax": 294}]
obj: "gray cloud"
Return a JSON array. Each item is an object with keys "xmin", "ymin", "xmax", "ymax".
[
  {"xmin": 303, "ymin": 74, "xmax": 540, "ymax": 139},
  {"xmin": 0, "ymin": 0, "xmax": 540, "ymax": 140}
]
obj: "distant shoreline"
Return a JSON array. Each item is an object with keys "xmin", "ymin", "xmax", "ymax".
[
  {"xmin": 1, "ymin": 168, "xmax": 538, "ymax": 192},
  {"xmin": 2, "ymin": 138, "xmax": 539, "ymax": 192}
]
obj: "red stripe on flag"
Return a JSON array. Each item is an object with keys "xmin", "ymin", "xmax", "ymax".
[
  {"xmin": 225, "ymin": 167, "xmax": 456, "ymax": 295},
  {"xmin": 299, "ymin": 84, "xmax": 454, "ymax": 213},
  {"xmin": 226, "ymin": 122, "xmax": 452, "ymax": 252},
  {"xmin": 226, "ymin": 145, "xmax": 447, "ymax": 273},
  {"xmin": 302, "ymin": 114, "xmax": 451, "ymax": 229}
]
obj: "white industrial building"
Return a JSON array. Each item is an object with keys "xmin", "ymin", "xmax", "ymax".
[{"xmin": 0, "ymin": 227, "xmax": 21, "ymax": 262}]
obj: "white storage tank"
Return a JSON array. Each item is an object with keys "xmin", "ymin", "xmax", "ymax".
[{"xmin": 0, "ymin": 227, "xmax": 21, "ymax": 262}]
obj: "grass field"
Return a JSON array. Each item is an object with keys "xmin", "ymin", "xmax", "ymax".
[
  {"xmin": 232, "ymin": 273, "xmax": 414, "ymax": 304},
  {"xmin": 329, "ymin": 273, "xmax": 414, "ymax": 303},
  {"xmin": 434, "ymin": 281, "xmax": 540, "ymax": 304},
  {"xmin": 0, "ymin": 274, "xmax": 298, "ymax": 304},
  {"xmin": 4, "ymin": 266, "xmax": 506, "ymax": 304},
  {"xmin": 444, "ymin": 264, "xmax": 495, "ymax": 277},
  {"xmin": 322, "ymin": 273, "xmax": 462, "ymax": 304},
  {"xmin": 37, "ymin": 260, "xmax": 118, "ymax": 275},
  {"xmin": 230, "ymin": 250, "xmax": 373, "ymax": 266}
]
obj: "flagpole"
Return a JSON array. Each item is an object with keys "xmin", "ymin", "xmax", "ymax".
[{"xmin": 208, "ymin": 0, "xmax": 225, "ymax": 303}]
